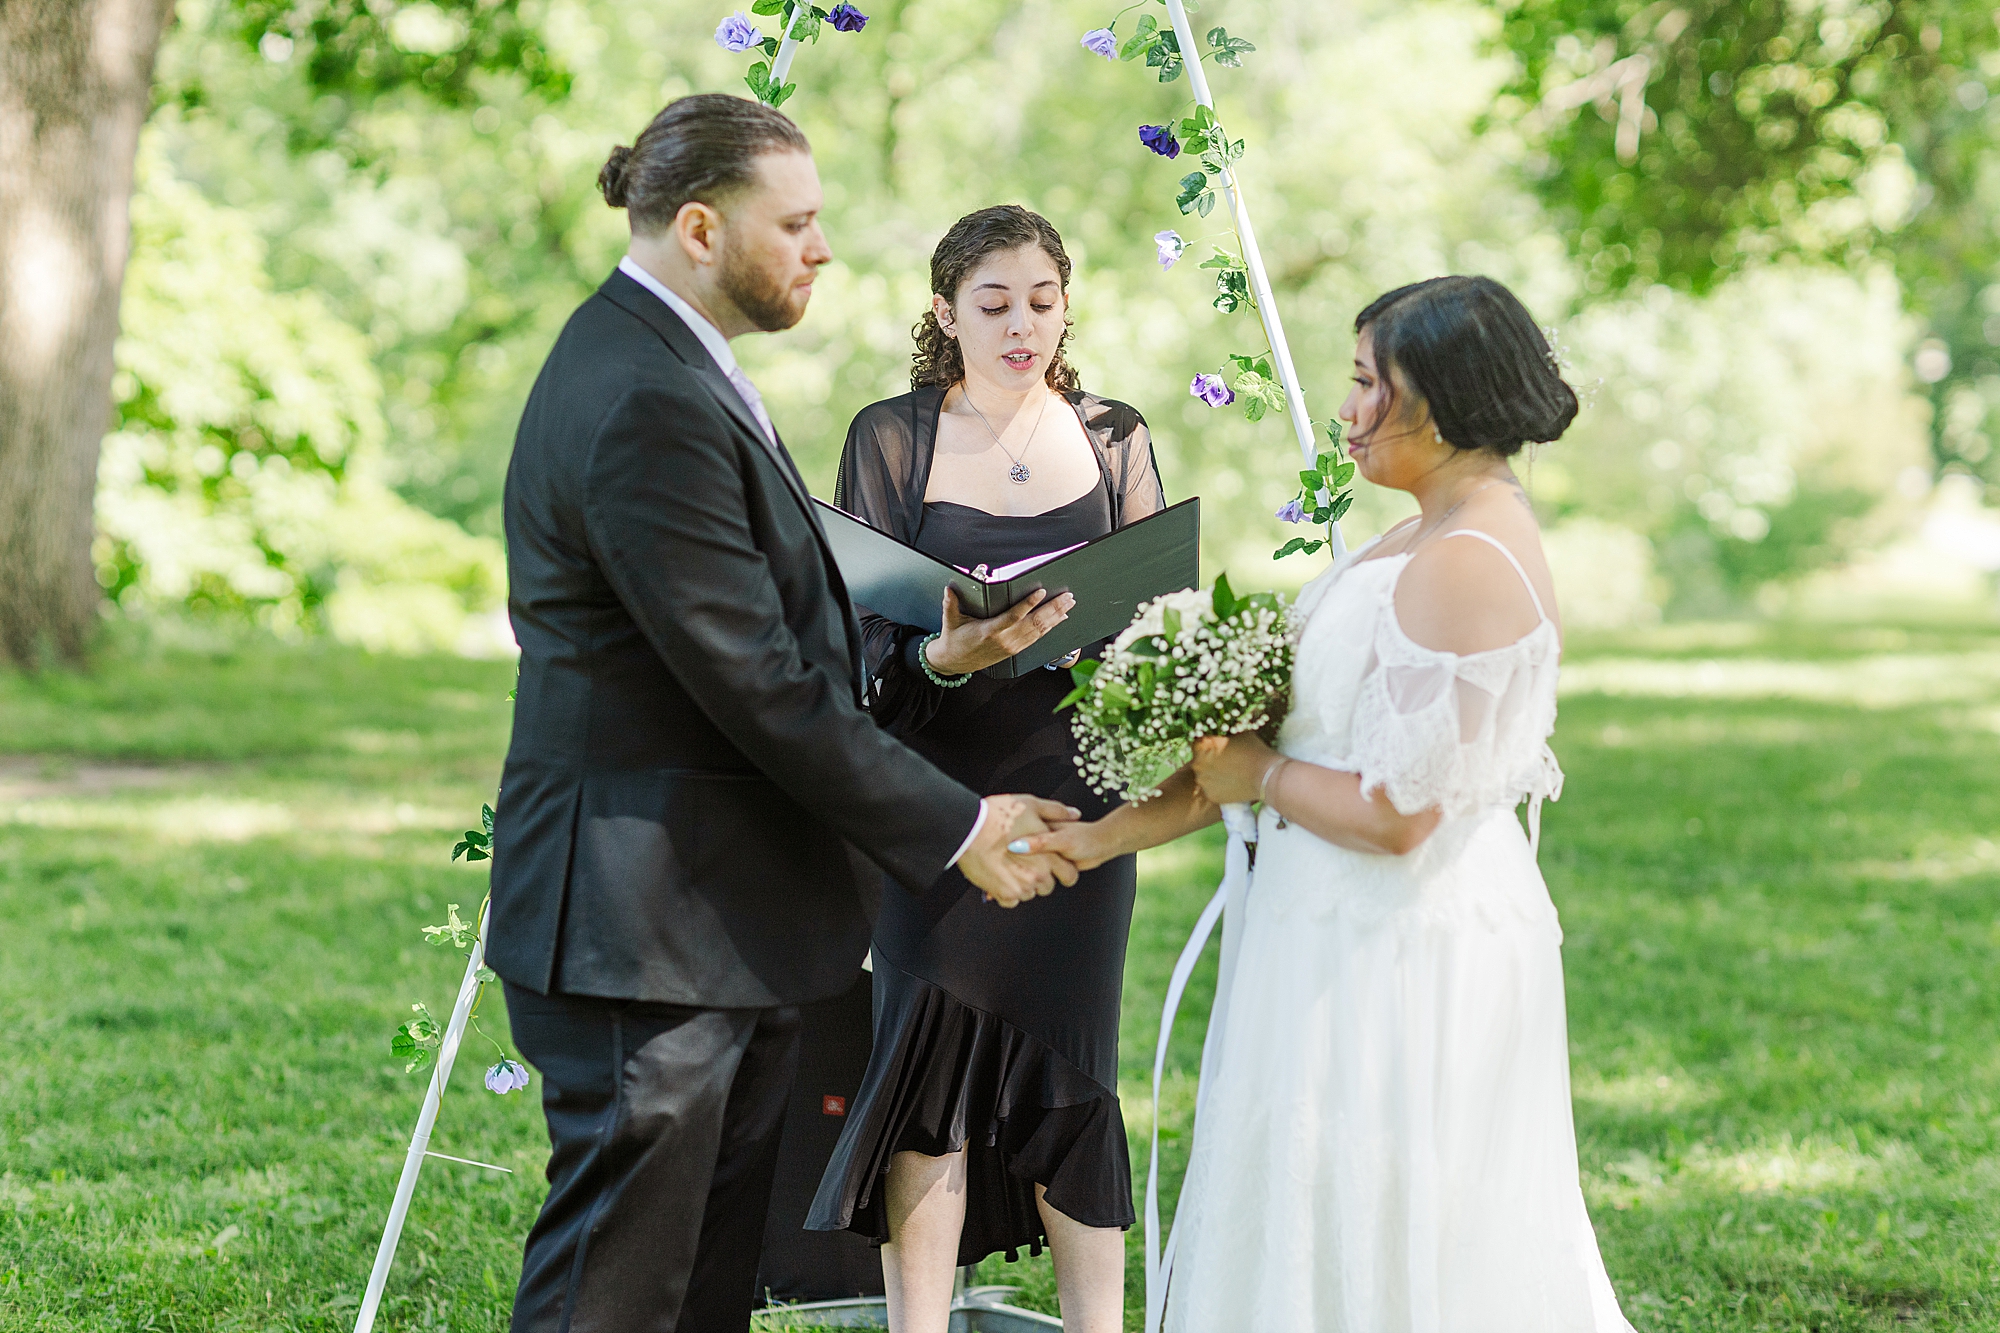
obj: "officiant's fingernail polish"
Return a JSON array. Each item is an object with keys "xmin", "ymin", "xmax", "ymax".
[{"xmin": 1008, "ymin": 839, "xmax": 1032, "ymax": 854}]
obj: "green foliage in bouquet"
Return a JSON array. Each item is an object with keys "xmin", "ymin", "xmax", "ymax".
[{"xmin": 1059, "ymin": 575, "xmax": 1297, "ymax": 802}]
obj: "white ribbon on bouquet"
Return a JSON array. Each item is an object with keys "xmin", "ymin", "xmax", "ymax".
[{"xmin": 1144, "ymin": 800, "xmax": 1257, "ymax": 1333}]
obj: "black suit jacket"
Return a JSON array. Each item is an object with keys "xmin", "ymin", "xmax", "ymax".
[{"xmin": 489, "ymin": 269, "xmax": 983, "ymax": 1008}]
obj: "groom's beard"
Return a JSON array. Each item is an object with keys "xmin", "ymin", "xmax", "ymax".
[{"xmin": 721, "ymin": 249, "xmax": 808, "ymax": 333}]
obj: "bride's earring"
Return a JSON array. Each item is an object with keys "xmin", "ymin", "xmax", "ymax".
[{"xmin": 1433, "ymin": 427, "xmax": 1443, "ymax": 443}]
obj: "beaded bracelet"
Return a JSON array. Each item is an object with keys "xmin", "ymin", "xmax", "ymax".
[{"xmin": 918, "ymin": 632, "xmax": 975, "ymax": 688}]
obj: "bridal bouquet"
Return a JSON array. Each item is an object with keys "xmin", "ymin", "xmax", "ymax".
[{"xmin": 1060, "ymin": 575, "xmax": 1296, "ymax": 801}]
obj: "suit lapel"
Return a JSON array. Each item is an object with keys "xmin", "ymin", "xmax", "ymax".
[
  {"xmin": 599, "ymin": 272, "xmax": 830, "ymax": 521},
  {"xmin": 599, "ymin": 271, "xmax": 866, "ymax": 696}
]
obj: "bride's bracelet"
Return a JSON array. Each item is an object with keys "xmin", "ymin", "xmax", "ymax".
[
  {"xmin": 1259, "ymin": 756, "xmax": 1292, "ymax": 824},
  {"xmin": 917, "ymin": 632, "xmax": 974, "ymax": 688}
]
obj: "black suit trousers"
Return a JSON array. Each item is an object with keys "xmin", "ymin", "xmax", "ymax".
[{"xmin": 505, "ymin": 983, "xmax": 801, "ymax": 1333}]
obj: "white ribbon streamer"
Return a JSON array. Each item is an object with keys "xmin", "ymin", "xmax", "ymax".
[{"xmin": 1145, "ymin": 801, "xmax": 1259, "ymax": 1333}]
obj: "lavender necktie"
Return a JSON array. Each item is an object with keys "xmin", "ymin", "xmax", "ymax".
[{"xmin": 726, "ymin": 366, "xmax": 778, "ymax": 447}]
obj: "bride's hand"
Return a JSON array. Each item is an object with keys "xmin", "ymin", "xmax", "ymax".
[
  {"xmin": 1190, "ymin": 733, "xmax": 1278, "ymax": 806},
  {"xmin": 1008, "ymin": 816, "xmax": 1119, "ymax": 873}
]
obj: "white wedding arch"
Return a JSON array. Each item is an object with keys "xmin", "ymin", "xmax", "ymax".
[{"xmin": 351, "ymin": 6, "xmax": 1339, "ymax": 1329}]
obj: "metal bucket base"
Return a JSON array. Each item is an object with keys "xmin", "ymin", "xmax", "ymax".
[{"xmin": 757, "ymin": 1286, "xmax": 1062, "ymax": 1331}]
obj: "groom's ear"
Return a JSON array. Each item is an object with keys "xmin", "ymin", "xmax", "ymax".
[{"xmin": 667, "ymin": 199, "xmax": 727, "ymax": 267}]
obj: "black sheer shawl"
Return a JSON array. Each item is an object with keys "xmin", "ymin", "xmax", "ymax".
[{"xmin": 833, "ymin": 385, "xmax": 1168, "ymax": 735}]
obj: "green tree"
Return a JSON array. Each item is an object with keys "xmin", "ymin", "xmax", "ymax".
[
  {"xmin": 0, "ymin": 0, "xmax": 560, "ymax": 665},
  {"xmin": 1492, "ymin": 0, "xmax": 2000, "ymax": 482}
]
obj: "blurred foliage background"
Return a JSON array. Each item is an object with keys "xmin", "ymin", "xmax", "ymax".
[{"xmin": 108, "ymin": 0, "xmax": 2000, "ymax": 647}]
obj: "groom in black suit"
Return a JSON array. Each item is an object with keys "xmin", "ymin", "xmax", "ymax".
[{"xmin": 488, "ymin": 95, "xmax": 1080, "ymax": 1333}]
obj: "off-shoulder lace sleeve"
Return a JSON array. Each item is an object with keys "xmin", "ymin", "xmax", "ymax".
[{"xmin": 1347, "ymin": 548, "xmax": 1564, "ymax": 821}]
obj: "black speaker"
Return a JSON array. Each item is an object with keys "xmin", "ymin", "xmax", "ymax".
[{"xmin": 756, "ymin": 968, "xmax": 886, "ymax": 1304}]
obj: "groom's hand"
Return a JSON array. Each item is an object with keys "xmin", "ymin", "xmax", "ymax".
[{"xmin": 957, "ymin": 795, "xmax": 1081, "ymax": 907}]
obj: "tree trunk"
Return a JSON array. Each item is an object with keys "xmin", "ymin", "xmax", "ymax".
[{"xmin": 0, "ymin": 0, "xmax": 175, "ymax": 665}]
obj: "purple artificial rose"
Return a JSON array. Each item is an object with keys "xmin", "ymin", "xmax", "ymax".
[
  {"xmin": 1154, "ymin": 229, "xmax": 1185, "ymax": 270},
  {"xmin": 485, "ymin": 1059, "xmax": 531, "ymax": 1094},
  {"xmin": 1138, "ymin": 124, "xmax": 1181, "ymax": 159},
  {"xmin": 1190, "ymin": 373, "xmax": 1235, "ymax": 407},
  {"xmin": 1275, "ymin": 498, "xmax": 1307, "ymax": 524},
  {"xmin": 714, "ymin": 12, "xmax": 763, "ymax": 52},
  {"xmin": 828, "ymin": 3, "xmax": 869, "ymax": 32},
  {"xmin": 1080, "ymin": 27, "xmax": 1118, "ymax": 59}
]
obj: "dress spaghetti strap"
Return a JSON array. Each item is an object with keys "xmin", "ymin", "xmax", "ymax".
[{"xmin": 1438, "ymin": 528, "xmax": 1549, "ymax": 623}]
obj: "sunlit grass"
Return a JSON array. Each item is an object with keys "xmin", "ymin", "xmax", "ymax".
[{"xmin": 4, "ymin": 619, "xmax": 2000, "ymax": 1330}]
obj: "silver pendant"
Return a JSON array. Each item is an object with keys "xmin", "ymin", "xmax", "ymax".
[{"xmin": 1009, "ymin": 462, "xmax": 1032, "ymax": 484}]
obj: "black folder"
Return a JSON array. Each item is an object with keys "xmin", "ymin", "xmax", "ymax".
[{"xmin": 813, "ymin": 496, "xmax": 1201, "ymax": 678}]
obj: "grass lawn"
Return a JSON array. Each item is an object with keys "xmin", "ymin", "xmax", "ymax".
[{"xmin": 4, "ymin": 618, "xmax": 1999, "ymax": 1331}]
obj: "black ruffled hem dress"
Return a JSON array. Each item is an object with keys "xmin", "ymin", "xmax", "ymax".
[{"xmin": 805, "ymin": 389, "xmax": 1166, "ymax": 1266}]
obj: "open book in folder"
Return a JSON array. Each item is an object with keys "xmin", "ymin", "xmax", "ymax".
[{"xmin": 813, "ymin": 496, "xmax": 1201, "ymax": 679}]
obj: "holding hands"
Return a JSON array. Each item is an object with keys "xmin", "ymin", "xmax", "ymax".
[{"xmin": 958, "ymin": 794, "xmax": 1084, "ymax": 907}]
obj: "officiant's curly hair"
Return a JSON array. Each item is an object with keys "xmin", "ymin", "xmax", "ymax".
[
  {"xmin": 1354, "ymin": 275, "xmax": 1577, "ymax": 457},
  {"xmin": 912, "ymin": 205, "xmax": 1082, "ymax": 393},
  {"xmin": 598, "ymin": 94, "xmax": 810, "ymax": 233}
]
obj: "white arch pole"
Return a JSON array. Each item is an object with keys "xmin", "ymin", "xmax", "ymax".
[
  {"xmin": 770, "ymin": 6, "xmax": 808, "ymax": 83},
  {"xmin": 353, "ymin": 902, "xmax": 492, "ymax": 1333},
  {"xmin": 1163, "ymin": 0, "xmax": 1325, "ymax": 481}
]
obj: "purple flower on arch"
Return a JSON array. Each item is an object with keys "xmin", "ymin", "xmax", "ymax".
[
  {"xmin": 1154, "ymin": 229, "xmax": 1186, "ymax": 269},
  {"xmin": 1275, "ymin": 498, "xmax": 1307, "ymax": 524},
  {"xmin": 1138, "ymin": 124, "xmax": 1181, "ymax": 159},
  {"xmin": 714, "ymin": 12, "xmax": 763, "ymax": 52},
  {"xmin": 1081, "ymin": 27, "xmax": 1118, "ymax": 59},
  {"xmin": 485, "ymin": 1059, "xmax": 531, "ymax": 1094},
  {"xmin": 1191, "ymin": 373, "xmax": 1235, "ymax": 408},
  {"xmin": 828, "ymin": 4, "xmax": 869, "ymax": 32}
]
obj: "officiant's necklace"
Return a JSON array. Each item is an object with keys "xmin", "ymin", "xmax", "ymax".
[{"xmin": 963, "ymin": 385, "xmax": 1052, "ymax": 485}]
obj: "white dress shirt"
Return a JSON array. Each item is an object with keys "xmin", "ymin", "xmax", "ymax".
[
  {"xmin": 617, "ymin": 256, "xmax": 775, "ymax": 443},
  {"xmin": 615, "ymin": 254, "xmax": 988, "ymax": 869}
]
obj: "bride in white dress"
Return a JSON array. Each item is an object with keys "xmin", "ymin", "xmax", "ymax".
[{"xmin": 1027, "ymin": 275, "xmax": 1635, "ymax": 1331}]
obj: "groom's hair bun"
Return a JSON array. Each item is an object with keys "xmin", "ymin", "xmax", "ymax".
[
  {"xmin": 1353, "ymin": 275, "xmax": 1578, "ymax": 457},
  {"xmin": 600, "ymin": 94, "xmax": 811, "ymax": 234},
  {"xmin": 598, "ymin": 145, "xmax": 634, "ymax": 208}
]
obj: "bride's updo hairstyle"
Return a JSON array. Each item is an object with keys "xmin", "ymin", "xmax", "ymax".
[
  {"xmin": 598, "ymin": 94, "xmax": 810, "ymax": 234},
  {"xmin": 1353, "ymin": 275, "xmax": 1577, "ymax": 456},
  {"xmin": 912, "ymin": 205, "xmax": 1082, "ymax": 393}
]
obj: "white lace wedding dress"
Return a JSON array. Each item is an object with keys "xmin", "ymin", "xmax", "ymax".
[{"xmin": 1163, "ymin": 530, "xmax": 1635, "ymax": 1333}]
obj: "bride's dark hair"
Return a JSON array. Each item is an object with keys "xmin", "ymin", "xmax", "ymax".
[
  {"xmin": 1353, "ymin": 275, "xmax": 1577, "ymax": 457},
  {"xmin": 911, "ymin": 205, "xmax": 1082, "ymax": 393}
]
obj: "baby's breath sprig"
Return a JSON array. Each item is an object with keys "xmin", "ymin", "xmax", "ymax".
[{"xmin": 1059, "ymin": 575, "xmax": 1298, "ymax": 802}]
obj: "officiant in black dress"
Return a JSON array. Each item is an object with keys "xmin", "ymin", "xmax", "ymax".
[{"xmin": 806, "ymin": 205, "xmax": 1165, "ymax": 1333}]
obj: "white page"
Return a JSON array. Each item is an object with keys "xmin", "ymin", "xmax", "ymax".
[{"xmin": 982, "ymin": 541, "xmax": 1089, "ymax": 583}]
